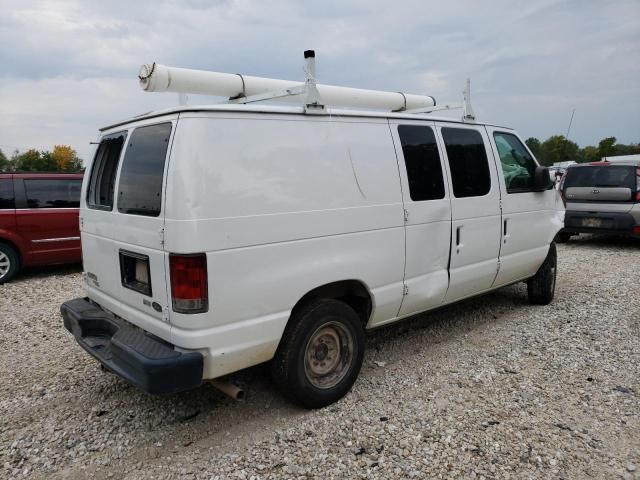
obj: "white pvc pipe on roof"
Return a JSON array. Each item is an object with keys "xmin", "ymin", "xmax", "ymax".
[{"xmin": 138, "ymin": 63, "xmax": 436, "ymax": 111}]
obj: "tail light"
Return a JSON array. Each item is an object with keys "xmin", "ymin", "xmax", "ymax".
[
  {"xmin": 636, "ymin": 168, "xmax": 640, "ymax": 202},
  {"xmin": 633, "ymin": 226, "xmax": 640, "ymax": 235},
  {"xmin": 169, "ymin": 254, "xmax": 208, "ymax": 313}
]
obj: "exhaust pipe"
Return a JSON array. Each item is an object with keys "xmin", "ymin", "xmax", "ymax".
[{"xmin": 208, "ymin": 378, "xmax": 245, "ymax": 401}]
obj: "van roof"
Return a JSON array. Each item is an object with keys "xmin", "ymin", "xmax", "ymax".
[{"xmin": 100, "ymin": 103, "xmax": 514, "ymax": 132}]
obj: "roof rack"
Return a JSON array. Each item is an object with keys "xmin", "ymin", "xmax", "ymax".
[{"xmin": 138, "ymin": 50, "xmax": 475, "ymax": 120}]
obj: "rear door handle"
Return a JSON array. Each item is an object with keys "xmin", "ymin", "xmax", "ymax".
[{"xmin": 456, "ymin": 226, "xmax": 463, "ymax": 253}]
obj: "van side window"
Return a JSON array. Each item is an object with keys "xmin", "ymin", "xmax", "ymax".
[
  {"xmin": 87, "ymin": 132, "xmax": 126, "ymax": 210},
  {"xmin": 441, "ymin": 128, "xmax": 491, "ymax": 198},
  {"xmin": 117, "ymin": 123, "xmax": 172, "ymax": 217},
  {"xmin": 398, "ymin": 125, "xmax": 445, "ymax": 201},
  {"xmin": 0, "ymin": 179, "xmax": 14, "ymax": 209},
  {"xmin": 25, "ymin": 179, "xmax": 82, "ymax": 208},
  {"xmin": 493, "ymin": 132, "xmax": 537, "ymax": 193}
]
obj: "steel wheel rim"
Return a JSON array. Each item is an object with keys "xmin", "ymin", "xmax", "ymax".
[
  {"xmin": 304, "ymin": 321, "xmax": 354, "ymax": 389},
  {"xmin": 0, "ymin": 251, "xmax": 10, "ymax": 279}
]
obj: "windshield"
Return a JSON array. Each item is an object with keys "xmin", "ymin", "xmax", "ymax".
[{"xmin": 563, "ymin": 165, "xmax": 635, "ymax": 189}]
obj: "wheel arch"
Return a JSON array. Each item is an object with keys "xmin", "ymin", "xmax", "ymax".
[{"xmin": 290, "ymin": 279, "xmax": 374, "ymax": 328}]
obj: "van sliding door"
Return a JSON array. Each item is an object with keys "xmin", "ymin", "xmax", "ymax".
[
  {"xmin": 389, "ymin": 120, "xmax": 451, "ymax": 317},
  {"xmin": 436, "ymin": 124, "xmax": 502, "ymax": 303}
]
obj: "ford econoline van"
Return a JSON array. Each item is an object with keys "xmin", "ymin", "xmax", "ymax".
[{"xmin": 62, "ymin": 59, "xmax": 562, "ymax": 407}]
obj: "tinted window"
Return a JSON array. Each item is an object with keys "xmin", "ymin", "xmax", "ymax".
[
  {"xmin": 564, "ymin": 165, "xmax": 636, "ymax": 189},
  {"xmin": 118, "ymin": 123, "xmax": 172, "ymax": 217},
  {"xmin": 442, "ymin": 128, "xmax": 491, "ymax": 198},
  {"xmin": 0, "ymin": 179, "xmax": 14, "ymax": 209},
  {"xmin": 25, "ymin": 179, "xmax": 82, "ymax": 208},
  {"xmin": 87, "ymin": 132, "xmax": 126, "ymax": 210},
  {"xmin": 493, "ymin": 132, "xmax": 537, "ymax": 193},
  {"xmin": 398, "ymin": 125, "xmax": 445, "ymax": 201}
]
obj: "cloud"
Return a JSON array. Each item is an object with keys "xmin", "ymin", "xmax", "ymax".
[{"xmin": 0, "ymin": 0, "xmax": 638, "ymax": 158}]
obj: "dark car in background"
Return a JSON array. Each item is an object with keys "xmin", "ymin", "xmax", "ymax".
[
  {"xmin": 558, "ymin": 160, "xmax": 640, "ymax": 242},
  {"xmin": 0, "ymin": 172, "xmax": 83, "ymax": 283}
]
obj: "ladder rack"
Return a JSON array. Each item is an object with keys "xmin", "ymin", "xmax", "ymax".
[{"xmin": 138, "ymin": 50, "xmax": 474, "ymax": 119}]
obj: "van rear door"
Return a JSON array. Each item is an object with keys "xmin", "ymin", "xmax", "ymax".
[{"xmin": 81, "ymin": 118, "xmax": 176, "ymax": 340}]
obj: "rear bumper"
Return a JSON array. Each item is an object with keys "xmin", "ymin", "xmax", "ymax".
[
  {"xmin": 61, "ymin": 297, "xmax": 203, "ymax": 394},
  {"xmin": 563, "ymin": 210, "xmax": 639, "ymax": 236}
]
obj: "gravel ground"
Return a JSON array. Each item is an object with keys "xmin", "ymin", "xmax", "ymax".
[{"xmin": 1, "ymin": 235, "xmax": 639, "ymax": 480}]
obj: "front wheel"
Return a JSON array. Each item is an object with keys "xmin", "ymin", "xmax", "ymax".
[
  {"xmin": 0, "ymin": 243, "xmax": 20, "ymax": 284},
  {"xmin": 527, "ymin": 243, "xmax": 557, "ymax": 305},
  {"xmin": 271, "ymin": 299, "xmax": 365, "ymax": 409}
]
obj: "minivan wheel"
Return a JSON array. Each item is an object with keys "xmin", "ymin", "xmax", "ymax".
[
  {"xmin": 0, "ymin": 243, "xmax": 19, "ymax": 284},
  {"xmin": 271, "ymin": 299, "xmax": 365, "ymax": 409},
  {"xmin": 527, "ymin": 243, "xmax": 557, "ymax": 305}
]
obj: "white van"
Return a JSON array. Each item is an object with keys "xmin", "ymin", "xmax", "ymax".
[{"xmin": 62, "ymin": 58, "xmax": 562, "ymax": 408}]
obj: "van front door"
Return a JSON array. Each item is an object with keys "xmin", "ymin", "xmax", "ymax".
[
  {"xmin": 485, "ymin": 128, "xmax": 558, "ymax": 286},
  {"xmin": 436, "ymin": 124, "xmax": 502, "ymax": 303}
]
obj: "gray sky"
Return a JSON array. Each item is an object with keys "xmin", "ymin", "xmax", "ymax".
[{"xmin": 1, "ymin": 0, "xmax": 638, "ymax": 161}]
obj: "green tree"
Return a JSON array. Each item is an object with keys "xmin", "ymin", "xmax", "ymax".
[
  {"xmin": 538, "ymin": 135, "xmax": 580, "ymax": 166},
  {"xmin": 14, "ymin": 149, "xmax": 57, "ymax": 171},
  {"xmin": 0, "ymin": 148, "xmax": 9, "ymax": 171},
  {"xmin": 525, "ymin": 137, "xmax": 541, "ymax": 158},
  {"xmin": 581, "ymin": 145, "xmax": 600, "ymax": 163},
  {"xmin": 597, "ymin": 137, "xmax": 616, "ymax": 159}
]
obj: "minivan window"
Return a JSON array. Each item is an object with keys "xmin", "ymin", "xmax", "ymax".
[
  {"xmin": 398, "ymin": 125, "xmax": 445, "ymax": 201},
  {"xmin": 87, "ymin": 132, "xmax": 126, "ymax": 210},
  {"xmin": 117, "ymin": 123, "xmax": 172, "ymax": 217},
  {"xmin": 493, "ymin": 132, "xmax": 537, "ymax": 193},
  {"xmin": 441, "ymin": 128, "xmax": 491, "ymax": 198},
  {"xmin": 25, "ymin": 179, "xmax": 82, "ymax": 208},
  {"xmin": 564, "ymin": 165, "xmax": 636, "ymax": 190},
  {"xmin": 0, "ymin": 179, "xmax": 14, "ymax": 209}
]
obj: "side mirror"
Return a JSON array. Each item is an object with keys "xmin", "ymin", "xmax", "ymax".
[{"xmin": 532, "ymin": 166, "xmax": 554, "ymax": 192}]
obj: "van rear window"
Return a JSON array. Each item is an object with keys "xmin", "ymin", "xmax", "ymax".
[
  {"xmin": 87, "ymin": 132, "xmax": 126, "ymax": 210},
  {"xmin": 0, "ymin": 179, "xmax": 14, "ymax": 209},
  {"xmin": 564, "ymin": 165, "xmax": 636, "ymax": 189},
  {"xmin": 117, "ymin": 123, "xmax": 172, "ymax": 217}
]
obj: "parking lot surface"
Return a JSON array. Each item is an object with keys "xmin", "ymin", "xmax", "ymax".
[{"xmin": 1, "ymin": 236, "xmax": 639, "ymax": 479}]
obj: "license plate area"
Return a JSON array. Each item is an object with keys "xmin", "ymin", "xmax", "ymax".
[
  {"xmin": 119, "ymin": 250, "xmax": 152, "ymax": 296},
  {"xmin": 582, "ymin": 217, "xmax": 603, "ymax": 228}
]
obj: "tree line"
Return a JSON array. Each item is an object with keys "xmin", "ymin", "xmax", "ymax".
[
  {"xmin": 0, "ymin": 146, "xmax": 84, "ymax": 172},
  {"xmin": 524, "ymin": 136, "xmax": 640, "ymax": 166}
]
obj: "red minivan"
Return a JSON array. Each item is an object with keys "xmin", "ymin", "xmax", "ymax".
[{"xmin": 0, "ymin": 172, "xmax": 83, "ymax": 283}]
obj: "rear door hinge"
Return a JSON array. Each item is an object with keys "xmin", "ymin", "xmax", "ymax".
[
  {"xmin": 403, "ymin": 209, "xmax": 409, "ymax": 222},
  {"xmin": 162, "ymin": 306, "xmax": 170, "ymax": 323},
  {"xmin": 402, "ymin": 284, "xmax": 409, "ymax": 296},
  {"xmin": 159, "ymin": 227, "xmax": 165, "ymax": 247}
]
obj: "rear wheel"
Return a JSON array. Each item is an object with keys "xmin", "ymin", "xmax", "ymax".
[
  {"xmin": 527, "ymin": 243, "xmax": 557, "ymax": 305},
  {"xmin": 271, "ymin": 299, "xmax": 364, "ymax": 409},
  {"xmin": 0, "ymin": 243, "xmax": 20, "ymax": 284}
]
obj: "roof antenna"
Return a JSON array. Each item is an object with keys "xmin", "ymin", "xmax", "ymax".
[{"xmin": 462, "ymin": 78, "xmax": 475, "ymax": 121}]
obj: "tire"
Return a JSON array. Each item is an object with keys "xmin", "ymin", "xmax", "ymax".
[
  {"xmin": 555, "ymin": 232, "xmax": 572, "ymax": 243},
  {"xmin": 0, "ymin": 242, "xmax": 20, "ymax": 284},
  {"xmin": 527, "ymin": 243, "xmax": 557, "ymax": 305},
  {"xmin": 271, "ymin": 299, "xmax": 365, "ymax": 409}
]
